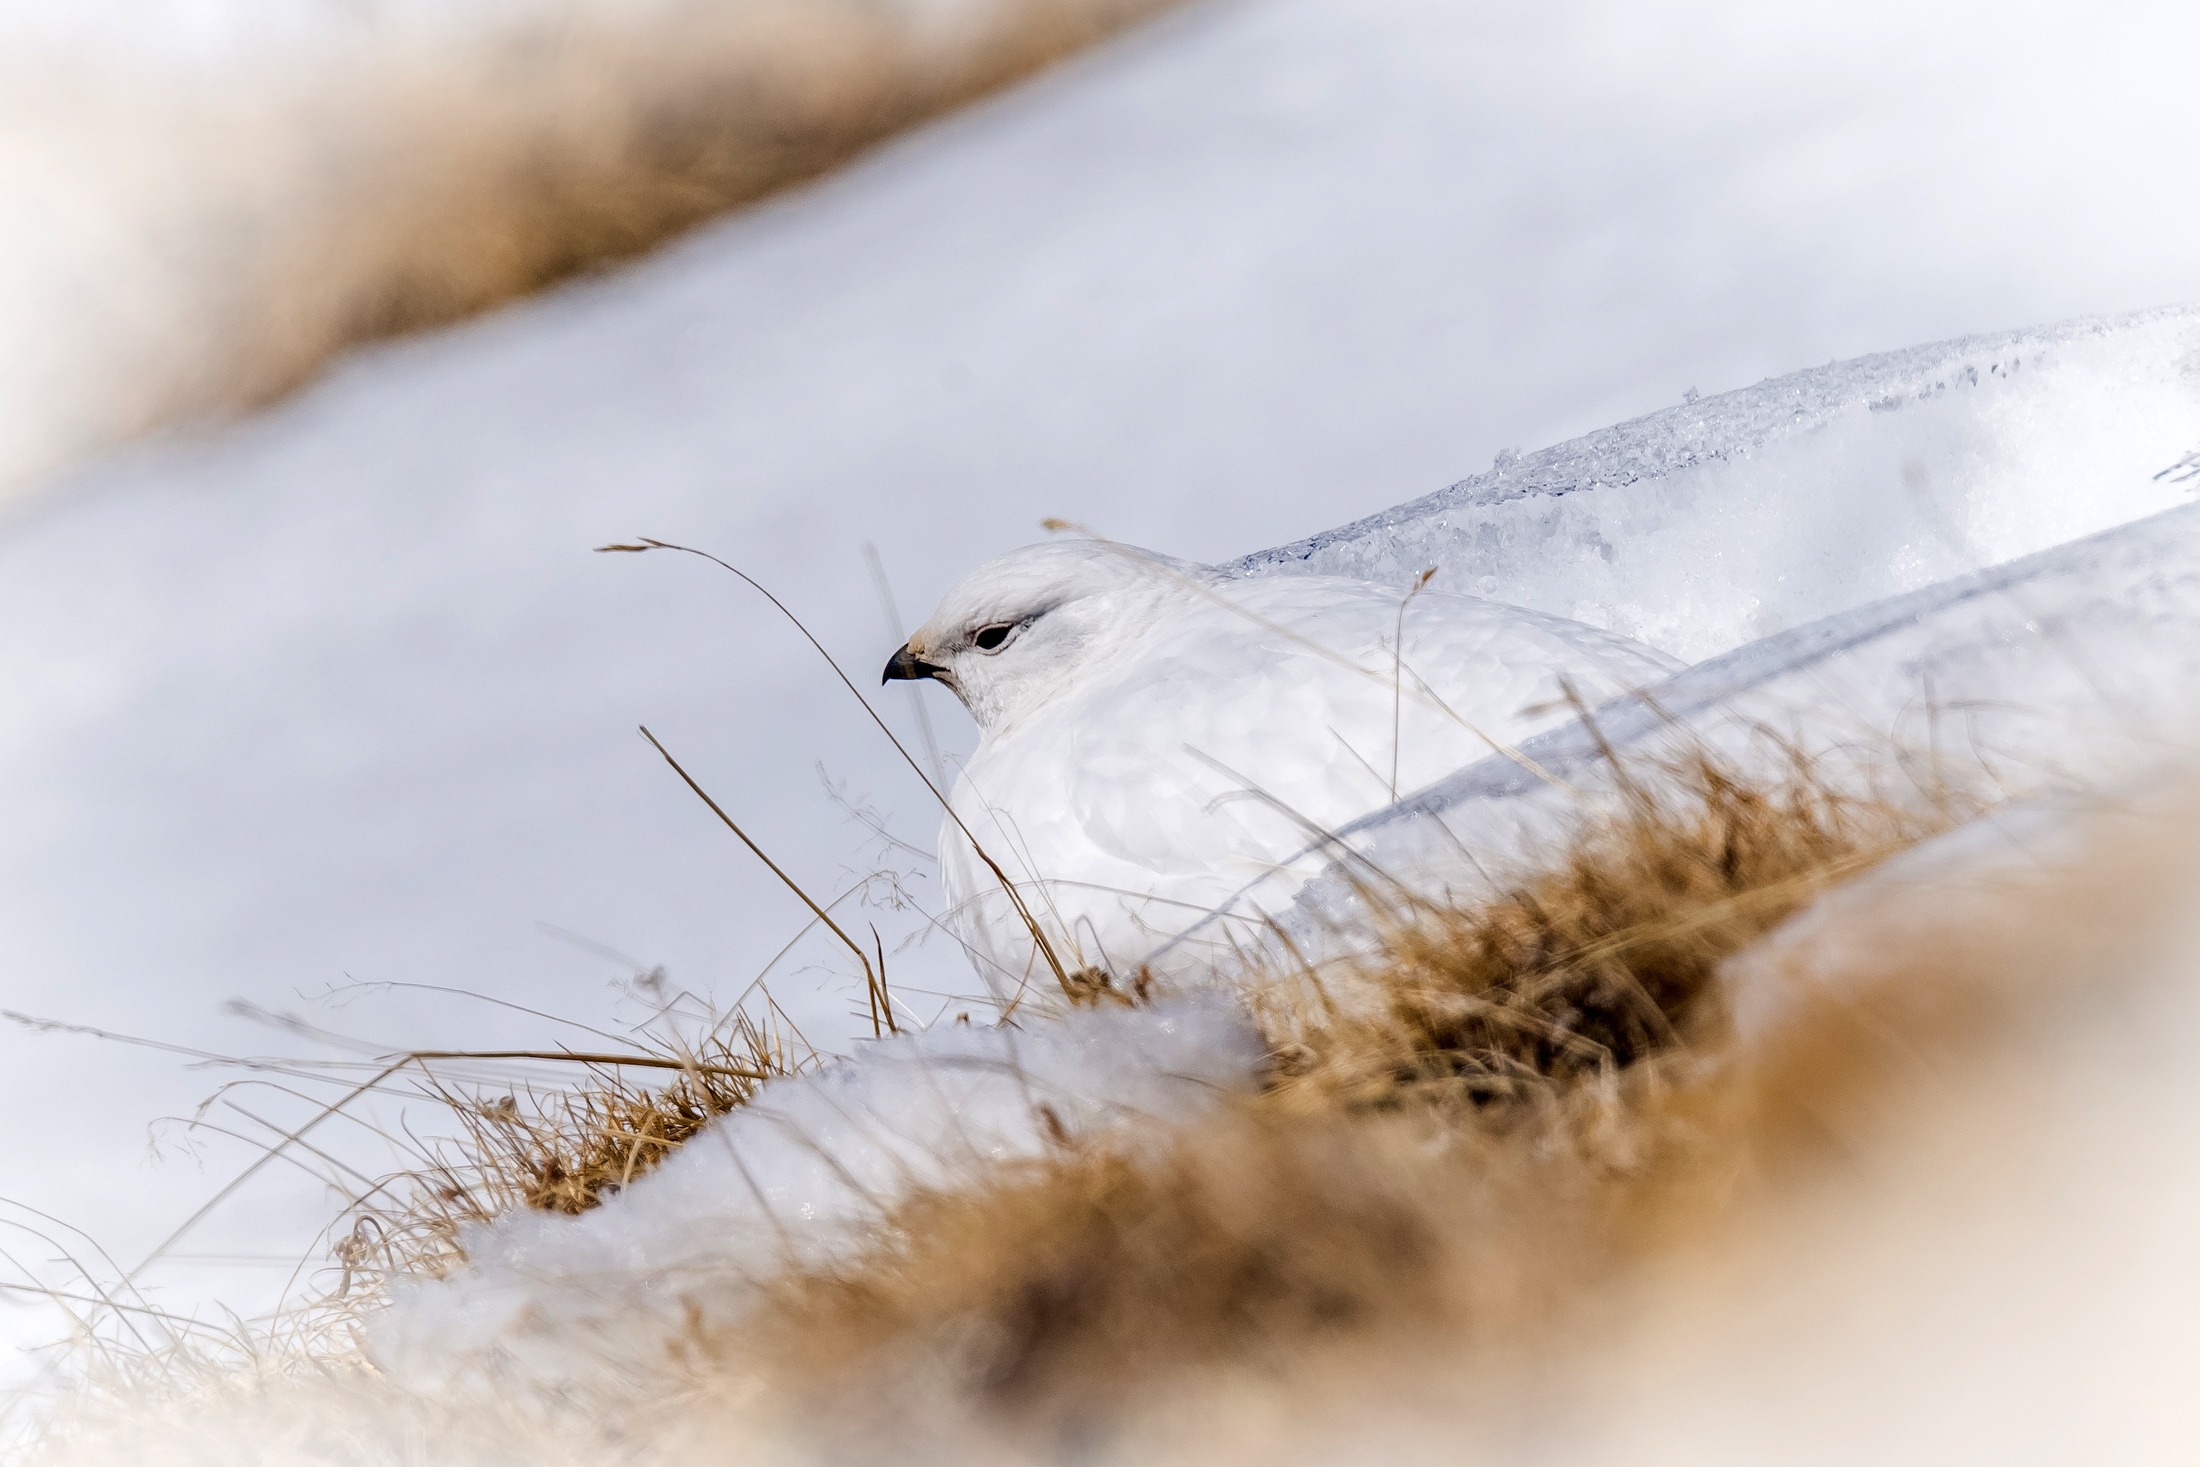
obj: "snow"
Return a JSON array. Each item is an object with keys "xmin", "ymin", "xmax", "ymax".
[
  {"xmin": 1, "ymin": 0, "xmax": 2199, "ymax": 1385},
  {"xmin": 1241, "ymin": 307, "xmax": 2200, "ymax": 660},
  {"xmin": 370, "ymin": 998, "xmax": 1263, "ymax": 1393}
]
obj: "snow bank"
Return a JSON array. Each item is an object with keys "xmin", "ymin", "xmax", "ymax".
[
  {"xmin": 1241, "ymin": 305, "xmax": 2200, "ymax": 662},
  {"xmin": 370, "ymin": 999, "xmax": 1263, "ymax": 1393}
]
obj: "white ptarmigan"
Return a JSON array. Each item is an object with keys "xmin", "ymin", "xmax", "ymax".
[{"xmin": 885, "ymin": 540, "xmax": 1683, "ymax": 1013}]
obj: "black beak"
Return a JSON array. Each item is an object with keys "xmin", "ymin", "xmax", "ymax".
[{"xmin": 882, "ymin": 642, "xmax": 946, "ymax": 685}]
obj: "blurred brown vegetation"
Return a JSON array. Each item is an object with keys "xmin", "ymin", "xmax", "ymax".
[
  {"xmin": 205, "ymin": 0, "xmax": 1176, "ymax": 405},
  {"xmin": 0, "ymin": 0, "xmax": 1177, "ymax": 496}
]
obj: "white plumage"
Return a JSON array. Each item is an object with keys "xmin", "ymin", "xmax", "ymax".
[{"xmin": 885, "ymin": 541, "xmax": 1682, "ymax": 1012}]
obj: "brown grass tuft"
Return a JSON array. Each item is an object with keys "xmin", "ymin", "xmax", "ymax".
[
  {"xmin": 329, "ymin": 1004, "xmax": 811, "ymax": 1296},
  {"xmin": 465, "ymin": 1032, "xmax": 789, "ymax": 1220},
  {"xmin": 1263, "ymin": 741, "xmax": 1976, "ymax": 1114},
  {"xmin": 752, "ymin": 1104, "xmax": 1622, "ymax": 1434}
]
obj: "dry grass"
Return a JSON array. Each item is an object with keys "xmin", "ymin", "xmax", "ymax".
[
  {"xmin": 751, "ymin": 1107, "xmax": 1590, "ymax": 1433},
  {"xmin": 1261, "ymin": 741, "xmax": 1974, "ymax": 1112},
  {"xmin": 325, "ymin": 1003, "xmax": 812, "ymax": 1298},
  {"xmin": 207, "ymin": 0, "xmax": 1178, "ymax": 411},
  {"xmin": 1, "ymin": 1004, "xmax": 818, "ymax": 1463},
  {"xmin": 440, "ymin": 1012, "xmax": 804, "ymax": 1219}
]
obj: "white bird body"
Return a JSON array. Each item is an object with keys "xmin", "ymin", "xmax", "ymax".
[{"xmin": 885, "ymin": 543, "xmax": 1681, "ymax": 1013}]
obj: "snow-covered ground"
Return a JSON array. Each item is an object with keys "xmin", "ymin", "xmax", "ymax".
[{"xmin": 3, "ymin": 0, "xmax": 2200, "ymax": 1394}]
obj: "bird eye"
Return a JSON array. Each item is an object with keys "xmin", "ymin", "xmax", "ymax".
[{"xmin": 973, "ymin": 623, "xmax": 1013, "ymax": 651}]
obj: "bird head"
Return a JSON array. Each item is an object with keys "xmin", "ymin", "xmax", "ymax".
[{"xmin": 883, "ymin": 540, "xmax": 1215, "ymax": 732}]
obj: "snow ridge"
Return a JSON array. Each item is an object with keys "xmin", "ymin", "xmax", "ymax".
[{"xmin": 1232, "ymin": 305, "xmax": 2200, "ymax": 663}]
